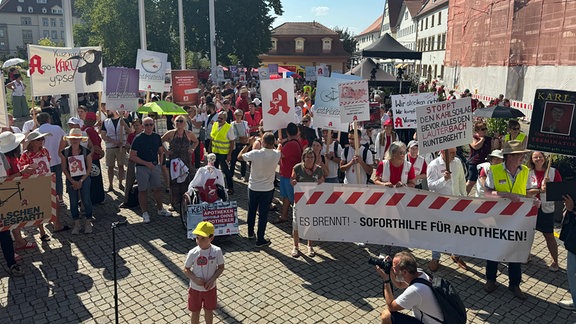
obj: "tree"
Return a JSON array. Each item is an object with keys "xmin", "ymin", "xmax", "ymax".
[
  {"xmin": 38, "ymin": 37, "xmax": 64, "ymax": 47},
  {"xmin": 73, "ymin": 0, "xmax": 283, "ymax": 68},
  {"xmin": 333, "ymin": 26, "xmax": 358, "ymax": 56}
]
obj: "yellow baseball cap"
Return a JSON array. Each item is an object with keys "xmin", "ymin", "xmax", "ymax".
[{"xmin": 193, "ymin": 221, "xmax": 214, "ymax": 237}]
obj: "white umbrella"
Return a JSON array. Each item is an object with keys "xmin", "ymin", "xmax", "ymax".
[{"xmin": 2, "ymin": 58, "xmax": 25, "ymax": 68}]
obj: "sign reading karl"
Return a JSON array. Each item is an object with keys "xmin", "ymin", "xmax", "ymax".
[
  {"xmin": 28, "ymin": 45, "xmax": 104, "ymax": 96},
  {"xmin": 416, "ymin": 97, "xmax": 473, "ymax": 155},
  {"xmin": 136, "ymin": 49, "xmax": 168, "ymax": 93},
  {"xmin": 391, "ymin": 93, "xmax": 438, "ymax": 129},
  {"xmin": 104, "ymin": 67, "xmax": 140, "ymax": 111},
  {"xmin": 260, "ymin": 78, "xmax": 295, "ymax": 131},
  {"xmin": 527, "ymin": 89, "xmax": 576, "ymax": 156}
]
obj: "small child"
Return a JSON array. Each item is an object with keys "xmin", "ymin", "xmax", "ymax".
[{"xmin": 183, "ymin": 221, "xmax": 225, "ymax": 324}]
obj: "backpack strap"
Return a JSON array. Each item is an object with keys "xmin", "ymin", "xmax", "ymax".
[
  {"xmin": 333, "ymin": 141, "xmax": 339, "ymax": 158},
  {"xmin": 344, "ymin": 146, "xmax": 349, "ymax": 161},
  {"xmin": 410, "ymin": 277, "xmax": 444, "ymax": 324}
]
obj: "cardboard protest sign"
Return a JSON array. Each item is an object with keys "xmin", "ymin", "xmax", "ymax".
[
  {"xmin": 316, "ymin": 64, "xmax": 329, "ymax": 78},
  {"xmin": 268, "ymin": 64, "xmax": 278, "ymax": 76},
  {"xmin": 305, "ymin": 66, "xmax": 316, "ymax": 81},
  {"xmin": 186, "ymin": 201, "xmax": 239, "ymax": 238},
  {"xmin": 314, "ymin": 76, "xmax": 358, "ymax": 131},
  {"xmin": 171, "ymin": 70, "xmax": 199, "ymax": 106},
  {"xmin": 0, "ymin": 175, "xmax": 54, "ymax": 231},
  {"xmin": 260, "ymin": 78, "xmax": 295, "ymax": 131},
  {"xmin": 339, "ymin": 80, "xmax": 370, "ymax": 123},
  {"xmin": 390, "ymin": 93, "xmax": 438, "ymax": 129},
  {"xmin": 296, "ymin": 183, "xmax": 537, "ymax": 262},
  {"xmin": 135, "ymin": 49, "xmax": 168, "ymax": 92},
  {"xmin": 104, "ymin": 67, "xmax": 139, "ymax": 111},
  {"xmin": 28, "ymin": 45, "xmax": 104, "ymax": 96},
  {"xmin": 527, "ymin": 89, "xmax": 576, "ymax": 156},
  {"xmin": 215, "ymin": 66, "xmax": 225, "ymax": 83},
  {"xmin": 416, "ymin": 97, "xmax": 473, "ymax": 155},
  {"xmin": 258, "ymin": 67, "xmax": 269, "ymax": 80},
  {"xmin": 229, "ymin": 65, "xmax": 238, "ymax": 78}
]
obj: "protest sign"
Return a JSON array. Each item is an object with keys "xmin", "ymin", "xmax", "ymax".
[
  {"xmin": 0, "ymin": 81, "xmax": 7, "ymax": 127},
  {"xmin": 268, "ymin": 64, "xmax": 278, "ymax": 76},
  {"xmin": 305, "ymin": 66, "xmax": 316, "ymax": 81},
  {"xmin": 229, "ymin": 65, "xmax": 238, "ymax": 78},
  {"xmin": 415, "ymin": 97, "xmax": 473, "ymax": 155},
  {"xmin": 186, "ymin": 201, "xmax": 239, "ymax": 239},
  {"xmin": 136, "ymin": 49, "xmax": 168, "ymax": 93},
  {"xmin": 314, "ymin": 76, "xmax": 358, "ymax": 131},
  {"xmin": 527, "ymin": 89, "xmax": 576, "ymax": 156},
  {"xmin": 316, "ymin": 64, "xmax": 329, "ymax": 78},
  {"xmin": 164, "ymin": 62, "xmax": 172, "ymax": 93},
  {"xmin": 171, "ymin": 70, "xmax": 199, "ymax": 106},
  {"xmin": 260, "ymin": 78, "xmax": 295, "ymax": 131},
  {"xmin": 295, "ymin": 183, "xmax": 537, "ymax": 262},
  {"xmin": 0, "ymin": 174, "xmax": 55, "ymax": 232},
  {"xmin": 104, "ymin": 67, "xmax": 139, "ymax": 111},
  {"xmin": 215, "ymin": 66, "xmax": 225, "ymax": 83},
  {"xmin": 258, "ymin": 67, "xmax": 270, "ymax": 80},
  {"xmin": 390, "ymin": 93, "xmax": 438, "ymax": 129},
  {"xmin": 28, "ymin": 45, "xmax": 103, "ymax": 96},
  {"xmin": 339, "ymin": 80, "xmax": 370, "ymax": 123}
]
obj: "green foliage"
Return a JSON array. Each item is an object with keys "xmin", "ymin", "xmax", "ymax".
[
  {"xmin": 38, "ymin": 37, "xmax": 64, "ymax": 47},
  {"xmin": 486, "ymin": 118, "xmax": 509, "ymax": 138},
  {"xmin": 333, "ymin": 27, "xmax": 357, "ymax": 56},
  {"xmin": 186, "ymin": 51, "xmax": 210, "ymax": 69},
  {"xmin": 553, "ymin": 155, "xmax": 576, "ymax": 181}
]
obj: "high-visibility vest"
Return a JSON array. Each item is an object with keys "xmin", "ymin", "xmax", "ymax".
[
  {"xmin": 210, "ymin": 123, "xmax": 232, "ymax": 154},
  {"xmin": 490, "ymin": 163, "xmax": 528, "ymax": 195},
  {"xmin": 504, "ymin": 132, "xmax": 526, "ymax": 143}
]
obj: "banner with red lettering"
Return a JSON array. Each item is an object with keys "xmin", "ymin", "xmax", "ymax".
[
  {"xmin": 261, "ymin": 78, "xmax": 295, "ymax": 131},
  {"xmin": 186, "ymin": 201, "xmax": 239, "ymax": 239},
  {"xmin": 295, "ymin": 183, "xmax": 537, "ymax": 262},
  {"xmin": 28, "ymin": 45, "xmax": 103, "ymax": 96},
  {"xmin": 390, "ymin": 93, "xmax": 438, "ymax": 129}
]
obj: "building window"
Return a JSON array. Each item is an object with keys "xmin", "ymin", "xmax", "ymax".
[
  {"xmin": 420, "ymin": 20, "xmax": 423, "ymax": 31},
  {"xmin": 51, "ymin": 8, "xmax": 63, "ymax": 14},
  {"xmin": 431, "ymin": 15, "xmax": 435, "ymax": 27},
  {"xmin": 43, "ymin": 30, "xmax": 49, "ymax": 38},
  {"xmin": 37, "ymin": 0, "xmax": 47, "ymax": 3},
  {"xmin": 50, "ymin": 18, "xmax": 56, "ymax": 27},
  {"xmin": 42, "ymin": 8, "xmax": 47, "ymax": 13},
  {"xmin": 22, "ymin": 30, "xmax": 33, "ymax": 44},
  {"xmin": 21, "ymin": 17, "xmax": 32, "ymax": 25},
  {"xmin": 322, "ymin": 37, "xmax": 332, "ymax": 52},
  {"xmin": 61, "ymin": 31, "xmax": 65, "ymax": 39},
  {"xmin": 405, "ymin": 12, "xmax": 408, "ymax": 20},
  {"xmin": 43, "ymin": 18, "xmax": 49, "ymax": 26},
  {"xmin": 437, "ymin": 35, "xmax": 441, "ymax": 50},
  {"xmin": 438, "ymin": 12, "xmax": 442, "ymax": 25},
  {"xmin": 28, "ymin": 6, "xmax": 33, "ymax": 13},
  {"xmin": 425, "ymin": 18, "xmax": 428, "ymax": 29},
  {"xmin": 51, "ymin": 30, "xmax": 57, "ymax": 39},
  {"xmin": 295, "ymin": 37, "xmax": 305, "ymax": 53},
  {"xmin": 17, "ymin": 6, "xmax": 22, "ymax": 12},
  {"xmin": 0, "ymin": 29, "xmax": 4, "ymax": 37},
  {"xmin": 441, "ymin": 33, "xmax": 446, "ymax": 49},
  {"xmin": 60, "ymin": 18, "xmax": 64, "ymax": 27},
  {"xmin": 271, "ymin": 38, "xmax": 277, "ymax": 51}
]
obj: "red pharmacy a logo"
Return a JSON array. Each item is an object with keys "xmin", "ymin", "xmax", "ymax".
[{"xmin": 268, "ymin": 89, "xmax": 290, "ymax": 115}]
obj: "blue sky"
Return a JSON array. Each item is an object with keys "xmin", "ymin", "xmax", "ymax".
[{"xmin": 272, "ymin": 1, "xmax": 386, "ymax": 35}]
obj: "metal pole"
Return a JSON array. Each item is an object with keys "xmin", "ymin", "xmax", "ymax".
[
  {"xmin": 111, "ymin": 220, "xmax": 127, "ymax": 324},
  {"xmin": 138, "ymin": 0, "xmax": 147, "ymax": 50},
  {"xmin": 62, "ymin": 0, "xmax": 78, "ymax": 117},
  {"xmin": 209, "ymin": 0, "xmax": 217, "ymax": 82},
  {"xmin": 178, "ymin": 0, "xmax": 186, "ymax": 69}
]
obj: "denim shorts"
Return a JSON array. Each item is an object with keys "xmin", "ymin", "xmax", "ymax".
[{"xmin": 279, "ymin": 176, "xmax": 294, "ymax": 202}]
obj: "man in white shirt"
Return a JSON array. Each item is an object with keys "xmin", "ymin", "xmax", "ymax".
[
  {"xmin": 100, "ymin": 110, "xmax": 131, "ymax": 192},
  {"xmin": 426, "ymin": 147, "xmax": 467, "ymax": 271},
  {"xmin": 238, "ymin": 132, "xmax": 280, "ymax": 247},
  {"xmin": 37, "ymin": 112, "xmax": 67, "ymax": 205},
  {"xmin": 376, "ymin": 251, "xmax": 444, "ymax": 324},
  {"xmin": 340, "ymin": 129, "xmax": 373, "ymax": 185}
]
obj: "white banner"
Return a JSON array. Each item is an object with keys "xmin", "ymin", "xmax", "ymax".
[
  {"xmin": 390, "ymin": 93, "xmax": 438, "ymax": 129},
  {"xmin": 0, "ymin": 81, "xmax": 7, "ymax": 127},
  {"xmin": 314, "ymin": 76, "xmax": 356, "ymax": 131},
  {"xmin": 28, "ymin": 45, "xmax": 103, "ymax": 96},
  {"xmin": 186, "ymin": 201, "xmax": 239, "ymax": 239},
  {"xmin": 136, "ymin": 49, "xmax": 168, "ymax": 92},
  {"xmin": 415, "ymin": 97, "xmax": 473, "ymax": 155},
  {"xmin": 295, "ymin": 183, "xmax": 537, "ymax": 262},
  {"xmin": 260, "ymin": 78, "xmax": 295, "ymax": 131},
  {"xmin": 339, "ymin": 80, "xmax": 370, "ymax": 123}
]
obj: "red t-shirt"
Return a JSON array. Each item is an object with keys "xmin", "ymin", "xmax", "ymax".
[
  {"xmin": 6, "ymin": 155, "xmax": 20, "ymax": 175},
  {"xmin": 534, "ymin": 169, "xmax": 562, "ymax": 189},
  {"xmin": 280, "ymin": 139, "xmax": 302, "ymax": 178},
  {"xmin": 375, "ymin": 161, "xmax": 415, "ymax": 185},
  {"xmin": 408, "ymin": 156, "xmax": 427, "ymax": 175}
]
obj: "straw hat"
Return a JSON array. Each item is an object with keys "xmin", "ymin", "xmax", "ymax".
[
  {"xmin": 487, "ymin": 149, "xmax": 504, "ymax": 159},
  {"xmin": 501, "ymin": 140, "xmax": 529, "ymax": 155},
  {"xmin": 64, "ymin": 128, "xmax": 88, "ymax": 141},
  {"xmin": 24, "ymin": 131, "xmax": 50, "ymax": 150},
  {"xmin": 0, "ymin": 131, "xmax": 25, "ymax": 153}
]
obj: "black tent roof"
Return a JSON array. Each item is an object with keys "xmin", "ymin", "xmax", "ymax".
[{"xmin": 361, "ymin": 33, "xmax": 422, "ymax": 60}]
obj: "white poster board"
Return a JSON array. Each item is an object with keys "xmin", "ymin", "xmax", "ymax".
[
  {"xmin": 186, "ymin": 201, "xmax": 239, "ymax": 238},
  {"xmin": 135, "ymin": 49, "xmax": 168, "ymax": 93},
  {"xmin": 305, "ymin": 66, "xmax": 316, "ymax": 81},
  {"xmin": 258, "ymin": 67, "xmax": 269, "ymax": 80},
  {"xmin": 314, "ymin": 76, "xmax": 358, "ymax": 131},
  {"xmin": 260, "ymin": 78, "xmax": 296, "ymax": 131},
  {"xmin": 390, "ymin": 93, "xmax": 438, "ymax": 129},
  {"xmin": 339, "ymin": 80, "xmax": 370, "ymax": 123}
]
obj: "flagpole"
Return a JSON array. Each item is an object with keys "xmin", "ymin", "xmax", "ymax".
[
  {"xmin": 209, "ymin": 0, "xmax": 217, "ymax": 83},
  {"xmin": 62, "ymin": 0, "xmax": 78, "ymax": 117},
  {"xmin": 178, "ymin": 0, "xmax": 186, "ymax": 69},
  {"xmin": 138, "ymin": 0, "xmax": 147, "ymax": 50}
]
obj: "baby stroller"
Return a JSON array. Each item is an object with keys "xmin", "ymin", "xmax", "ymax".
[{"xmin": 180, "ymin": 156, "xmax": 229, "ymax": 230}]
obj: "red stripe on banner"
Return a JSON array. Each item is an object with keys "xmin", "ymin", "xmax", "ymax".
[
  {"xmin": 386, "ymin": 193, "xmax": 405, "ymax": 206},
  {"xmin": 366, "ymin": 192, "xmax": 385, "ymax": 205},
  {"xmin": 526, "ymin": 205, "xmax": 538, "ymax": 217},
  {"xmin": 345, "ymin": 192, "xmax": 363, "ymax": 204},
  {"xmin": 325, "ymin": 192, "xmax": 343, "ymax": 204},
  {"xmin": 429, "ymin": 196, "xmax": 449, "ymax": 209},
  {"xmin": 476, "ymin": 201, "xmax": 498, "ymax": 213},
  {"xmin": 407, "ymin": 194, "xmax": 427, "ymax": 207},
  {"xmin": 294, "ymin": 192, "xmax": 304, "ymax": 204},
  {"xmin": 452, "ymin": 199, "xmax": 473, "ymax": 211},
  {"xmin": 500, "ymin": 201, "xmax": 524, "ymax": 216},
  {"xmin": 307, "ymin": 191, "xmax": 324, "ymax": 205}
]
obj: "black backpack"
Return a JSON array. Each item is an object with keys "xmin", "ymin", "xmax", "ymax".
[
  {"xmin": 410, "ymin": 277, "xmax": 467, "ymax": 324},
  {"xmin": 125, "ymin": 186, "xmax": 139, "ymax": 208}
]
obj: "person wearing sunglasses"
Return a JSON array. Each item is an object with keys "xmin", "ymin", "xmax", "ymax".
[
  {"xmin": 130, "ymin": 117, "xmax": 172, "ymax": 223},
  {"xmin": 503, "ymin": 119, "xmax": 527, "ymax": 148},
  {"xmin": 466, "ymin": 120, "xmax": 494, "ymax": 194}
]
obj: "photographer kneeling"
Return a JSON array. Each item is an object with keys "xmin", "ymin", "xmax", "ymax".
[{"xmin": 375, "ymin": 251, "xmax": 443, "ymax": 324}]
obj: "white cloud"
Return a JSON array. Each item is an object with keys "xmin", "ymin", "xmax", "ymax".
[{"xmin": 311, "ymin": 6, "xmax": 330, "ymax": 17}]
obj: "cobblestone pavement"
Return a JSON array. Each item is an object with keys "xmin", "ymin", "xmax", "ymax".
[{"xmin": 1, "ymin": 162, "xmax": 575, "ymax": 323}]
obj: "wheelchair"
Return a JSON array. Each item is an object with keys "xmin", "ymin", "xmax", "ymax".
[{"xmin": 180, "ymin": 183, "xmax": 228, "ymax": 230}]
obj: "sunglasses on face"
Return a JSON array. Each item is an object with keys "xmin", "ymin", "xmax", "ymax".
[
  {"xmin": 144, "ymin": 123, "xmax": 154, "ymax": 126},
  {"xmin": 176, "ymin": 120, "xmax": 185, "ymax": 123},
  {"xmin": 477, "ymin": 127, "xmax": 487, "ymax": 131}
]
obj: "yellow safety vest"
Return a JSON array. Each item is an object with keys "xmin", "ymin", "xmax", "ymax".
[
  {"xmin": 504, "ymin": 132, "xmax": 526, "ymax": 143},
  {"xmin": 210, "ymin": 123, "xmax": 232, "ymax": 154},
  {"xmin": 490, "ymin": 163, "xmax": 528, "ymax": 195}
]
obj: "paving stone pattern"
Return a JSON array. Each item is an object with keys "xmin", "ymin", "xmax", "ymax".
[{"xmin": 1, "ymin": 161, "xmax": 575, "ymax": 323}]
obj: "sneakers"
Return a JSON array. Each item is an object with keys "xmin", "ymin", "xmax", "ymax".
[
  {"xmin": 558, "ymin": 300, "xmax": 576, "ymax": 311},
  {"xmin": 142, "ymin": 212, "xmax": 150, "ymax": 223},
  {"xmin": 256, "ymin": 239, "xmax": 271, "ymax": 247},
  {"xmin": 84, "ymin": 222, "xmax": 93, "ymax": 234},
  {"xmin": 71, "ymin": 223, "xmax": 81, "ymax": 235},
  {"xmin": 157, "ymin": 209, "xmax": 172, "ymax": 217}
]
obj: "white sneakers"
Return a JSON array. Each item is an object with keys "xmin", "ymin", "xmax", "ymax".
[
  {"xmin": 558, "ymin": 300, "xmax": 576, "ymax": 311},
  {"xmin": 72, "ymin": 221, "xmax": 94, "ymax": 234},
  {"xmin": 157, "ymin": 208, "xmax": 172, "ymax": 217},
  {"xmin": 142, "ymin": 212, "xmax": 150, "ymax": 223},
  {"xmin": 85, "ymin": 222, "xmax": 93, "ymax": 234},
  {"xmin": 71, "ymin": 223, "xmax": 81, "ymax": 235}
]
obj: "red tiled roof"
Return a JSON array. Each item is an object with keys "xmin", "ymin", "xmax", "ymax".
[
  {"xmin": 358, "ymin": 15, "xmax": 383, "ymax": 36},
  {"xmin": 272, "ymin": 22, "xmax": 339, "ymax": 36}
]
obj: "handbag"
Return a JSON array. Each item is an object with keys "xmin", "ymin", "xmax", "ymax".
[{"xmin": 559, "ymin": 210, "xmax": 576, "ymax": 254}]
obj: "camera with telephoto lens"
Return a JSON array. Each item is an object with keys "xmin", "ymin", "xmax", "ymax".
[{"xmin": 368, "ymin": 257, "xmax": 392, "ymax": 274}]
